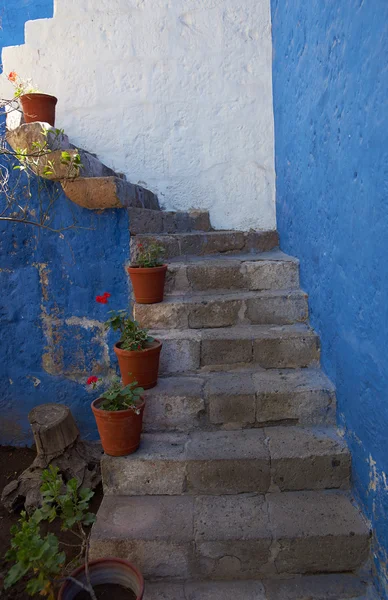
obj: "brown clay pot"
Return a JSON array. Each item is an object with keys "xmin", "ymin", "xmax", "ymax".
[
  {"xmin": 19, "ymin": 93, "xmax": 57, "ymax": 127},
  {"xmin": 91, "ymin": 397, "xmax": 145, "ymax": 456},
  {"xmin": 58, "ymin": 557, "xmax": 144, "ymax": 599},
  {"xmin": 114, "ymin": 340, "xmax": 162, "ymax": 390},
  {"xmin": 127, "ymin": 264, "xmax": 167, "ymax": 304}
]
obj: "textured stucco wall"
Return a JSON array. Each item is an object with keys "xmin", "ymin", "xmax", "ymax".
[
  {"xmin": 271, "ymin": 1, "xmax": 388, "ymax": 595},
  {"xmin": 0, "ymin": 0, "xmax": 276, "ymax": 231}
]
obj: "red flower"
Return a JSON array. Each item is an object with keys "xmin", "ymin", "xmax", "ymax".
[
  {"xmin": 137, "ymin": 242, "xmax": 143, "ymax": 249},
  {"xmin": 137, "ymin": 344, "xmax": 141, "ymax": 350},
  {"xmin": 87, "ymin": 376, "xmax": 98, "ymax": 385},
  {"xmin": 8, "ymin": 71, "xmax": 17, "ymax": 83},
  {"xmin": 103, "ymin": 292, "xmax": 111, "ymax": 298},
  {"xmin": 96, "ymin": 295, "xmax": 108, "ymax": 304}
]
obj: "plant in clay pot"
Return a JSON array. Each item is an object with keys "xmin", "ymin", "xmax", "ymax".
[
  {"xmin": 90, "ymin": 377, "xmax": 145, "ymax": 456},
  {"xmin": 97, "ymin": 292, "xmax": 162, "ymax": 389},
  {"xmin": 128, "ymin": 240, "xmax": 167, "ymax": 304},
  {"xmin": 7, "ymin": 71, "xmax": 58, "ymax": 127},
  {"xmin": 4, "ymin": 465, "xmax": 144, "ymax": 600}
]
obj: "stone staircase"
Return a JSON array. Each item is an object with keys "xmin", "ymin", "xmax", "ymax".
[{"xmin": 89, "ymin": 213, "xmax": 375, "ymax": 599}]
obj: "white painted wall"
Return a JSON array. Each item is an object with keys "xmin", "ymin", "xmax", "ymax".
[{"xmin": 1, "ymin": 0, "xmax": 276, "ymax": 231}]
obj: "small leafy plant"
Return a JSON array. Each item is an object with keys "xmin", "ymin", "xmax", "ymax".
[
  {"xmin": 4, "ymin": 465, "xmax": 97, "ymax": 599},
  {"xmin": 105, "ymin": 308, "xmax": 154, "ymax": 351},
  {"xmin": 99, "ymin": 379, "xmax": 144, "ymax": 412},
  {"xmin": 7, "ymin": 71, "xmax": 40, "ymax": 98},
  {"xmin": 135, "ymin": 240, "xmax": 165, "ymax": 268}
]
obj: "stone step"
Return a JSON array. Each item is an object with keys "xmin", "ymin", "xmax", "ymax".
[
  {"xmin": 144, "ymin": 574, "xmax": 372, "ymax": 599},
  {"xmin": 90, "ymin": 491, "xmax": 370, "ymax": 580},
  {"xmin": 143, "ymin": 369, "xmax": 336, "ymax": 431},
  {"xmin": 152, "ymin": 324, "xmax": 320, "ymax": 374},
  {"xmin": 165, "ymin": 250, "xmax": 300, "ymax": 294},
  {"xmin": 130, "ymin": 230, "xmax": 279, "ymax": 260},
  {"xmin": 101, "ymin": 427, "xmax": 350, "ymax": 496},
  {"xmin": 129, "ymin": 208, "xmax": 211, "ymax": 234},
  {"xmin": 62, "ymin": 176, "xmax": 160, "ymax": 210},
  {"xmin": 135, "ymin": 290, "xmax": 308, "ymax": 329}
]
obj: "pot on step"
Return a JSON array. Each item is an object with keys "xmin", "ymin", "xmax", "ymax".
[
  {"xmin": 19, "ymin": 93, "xmax": 57, "ymax": 127},
  {"xmin": 114, "ymin": 340, "xmax": 162, "ymax": 390},
  {"xmin": 58, "ymin": 557, "xmax": 144, "ymax": 599},
  {"xmin": 127, "ymin": 265, "xmax": 167, "ymax": 304},
  {"xmin": 91, "ymin": 397, "xmax": 145, "ymax": 457}
]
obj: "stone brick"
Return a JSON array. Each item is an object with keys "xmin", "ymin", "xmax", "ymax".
[
  {"xmin": 243, "ymin": 259, "xmax": 299, "ymax": 291},
  {"xmin": 143, "ymin": 376, "xmax": 205, "ymax": 431},
  {"xmin": 254, "ymin": 369, "xmax": 336, "ymax": 426},
  {"xmin": 184, "ymin": 581, "xmax": 267, "ymax": 600},
  {"xmin": 267, "ymin": 491, "xmax": 370, "ymax": 574},
  {"xmin": 128, "ymin": 207, "xmax": 164, "ymax": 234},
  {"xmin": 266, "ymin": 426, "xmax": 350, "ymax": 491},
  {"xmin": 188, "ymin": 210, "xmax": 212, "ymax": 232},
  {"xmin": 188, "ymin": 296, "xmax": 242, "ymax": 328},
  {"xmin": 151, "ymin": 329, "xmax": 201, "ymax": 374},
  {"xmin": 245, "ymin": 230, "xmax": 279, "ymax": 252},
  {"xmin": 186, "ymin": 430, "xmax": 270, "ymax": 494},
  {"xmin": 63, "ymin": 176, "xmax": 159, "ymax": 210},
  {"xmin": 205, "ymin": 372, "xmax": 256, "ymax": 426},
  {"xmin": 263, "ymin": 573, "xmax": 368, "ymax": 600},
  {"xmin": 145, "ymin": 583, "xmax": 186, "ymax": 600},
  {"xmin": 200, "ymin": 327, "xmax": 253, "ymax": 366},
  {"xmin": 245, "ymin": 290, "xmax": 308, "ymax": 325},
  {"xmin": 187, "ymin": 262, "xmax": 245, "ymax": 291},
  {"xmin": 135, "ymin": 301, "xmax": 189, "ymax": 329},
  {"xmin": 252, "ymin": 325, "xmax": 320, "ymax": 368}
]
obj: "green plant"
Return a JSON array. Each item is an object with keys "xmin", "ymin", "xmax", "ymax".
[
  {"xmin": 7, "ymin": 71, "xmax": 40, "ymax": 98},
  {"xmin": 4, "ymin": 465, "xmax": 97, "ymax": 599},
  {"xmin": 135, "ymin": 239, "xmax": 165, "ymax": 268},
  {"xmin": 105, "ymin": 309, "xmax": 154, "ymax": 351},
  {"xmin": 99, "ymin": 379, "xmax": 144, "ymax": 412}
]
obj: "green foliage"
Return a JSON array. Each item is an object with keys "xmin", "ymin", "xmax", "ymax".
[
  {"xmin": 105, "ymin": 310, "xmax": 154, "ymax": 351},
  {"xmin": 4, "ymin": 465, "xmax": 96, "ymax": 598},
  {"xmin": 100, "ymin": 379, "xmax": 144, "ymax": 412},
  {"xmin": 135, "ymin": 240, "xmax": 165, "ymax": 268}
]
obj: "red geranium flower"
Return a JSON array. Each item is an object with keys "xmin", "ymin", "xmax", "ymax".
[
  {"xmin": 8, "ymin": 71, "xmax": 17, "ymax": 83},
  {"xmin": 96, "ymin": 295, "xmax": 108, "ymax": 304},
  {"xmin": 87, "ymin": 376, "xmax": 98, "ymax": 385},
  {"xmin": 103, "ymin": 292, "xmax": 111, "ymax": 298},
  {"xmin": 137, "ymin": 242, "xmax": 143, "ymax": 249}
]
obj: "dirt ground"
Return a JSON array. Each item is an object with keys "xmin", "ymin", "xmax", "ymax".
[{"xmin": 0, "ymin": 446, "xmax": 103, "ymax": 600}]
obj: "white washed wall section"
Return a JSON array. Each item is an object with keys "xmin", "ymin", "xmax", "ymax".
[{"xmin": 0, "ymin": 0, "xmax": 276, "ymax": 230}]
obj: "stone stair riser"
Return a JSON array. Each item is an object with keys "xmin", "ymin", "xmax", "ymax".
[
  {"xmin": 129, "ymin": 208, "xmax": 211, "ymax": 234},
  {"xmin": 165, "ymin": 260, "xmax": 300, "ymax": 294},
  {"xmin": 90, "ymin": 493, "xmax": 370, "ymax": 581},
  {"xmin": 157, "ymin": 333, "xmax": 320, "ymax": 374},
  {"xmin": 130, "ymin": 231, "xmax": 279, "ymax": 260},
  {"xmin": 135, "ymin": 292, "xmax": 308, "ymax": 329}
]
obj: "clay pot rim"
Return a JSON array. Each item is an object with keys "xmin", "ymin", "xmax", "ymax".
[
  {"xmin": 91, "ymin": 397, "xmax": 145, "ymax": 415},
  {"xmin": 58, "ymin": 557, "xmax": 145, "ymax": 599},
  {"xmin": 114, "ymin": 339, "xmax": 162, "ymax": 356},
  {"xmin": 19, "ymin": 92, "xmax": 58, "ymax": 102},
  {"xmin": 127, "ymin": 264, "xmax": 168, "ymax": 271}
]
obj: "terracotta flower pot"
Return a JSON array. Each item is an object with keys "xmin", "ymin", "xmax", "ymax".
[
  {"xmin": 58, "ymin": 557, "xmax": 144, "ymax": 599},
  {"xmin": 19, "ymin": 93, "xmax": 57, "ymax": 127},
  {"xmin": 91, "ymin": 397, "xmax": 145, "ymax": 456},
  {"xmin": 127, "ymin": 265, "xmax": 167, "ymax": 304},
  {"xmin": 114, "ymin": 340, "xmax": 162, "ymax": 390}
]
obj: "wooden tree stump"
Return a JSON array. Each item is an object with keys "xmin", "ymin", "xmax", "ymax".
[{"xmin": 1, "ymin": 403, "xmax": 102, "ymax": 513}]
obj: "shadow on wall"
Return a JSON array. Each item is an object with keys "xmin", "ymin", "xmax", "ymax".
[{"xmin": 271, "ymin": 0, "xmax": 388, "ymax": 596}]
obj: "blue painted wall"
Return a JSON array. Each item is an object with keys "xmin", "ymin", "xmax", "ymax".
[
  {"xmin": 271, "ymin": 0, "xmax": 388, "ymax": 595},
  {"xmin": 0, "ymin": 0, "xmax": 130, "ymax": 445}
]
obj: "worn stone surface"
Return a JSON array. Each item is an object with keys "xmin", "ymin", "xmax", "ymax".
[
  {"xmin": 252, "ymin": 325, "xmax": 320, "ymax": 368},
  {"xmin": 131, "ymin": 231, "xmax": 279, "ymax": 261},
  {"xmin": 135, "ymin": 291, "xmax": 309, "ymax": 330},
  {"xmin": 154, "ymin": 329, "xmax": 201, "ymax": 374},
  {"xmin": 266, "ymin": 426, "xmax": 350, "ymax": 491},
  {"xmin": 128, "ymin": 209, "xmax": 211, "ymax": 235},
  {"xmin": 143, "ymin": 376, "xmax": 205, "ymax": 432},
  {"xmin": 205, "ymin": 372, "xmax": 256, "ymax": 426}
]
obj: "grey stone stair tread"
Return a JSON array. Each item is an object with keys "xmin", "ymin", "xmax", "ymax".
[
  {"xmin": 135, "ymin": 289, "xmax": 309, "ymax": 329},
  {"xmin": 143, "ymin": 368, "xmax": 336, "ymax": 431},
  {"xmin": 128, "ymin": 207, "xmax": 211, "ymax": 234},
  {"xmin": 144, "ymin": 574, "xmax": 371, "ymax": 599},
  {"xmin": 101, "ymin": 427, "xmax": 350, "ymax": 495},
  {"xmin": 90, "ymin": 491, "xmax": 370, "ymax": 578},
  {"xmin": 167, "ymin": 249, "xmax": 299, "ymax": 264}
]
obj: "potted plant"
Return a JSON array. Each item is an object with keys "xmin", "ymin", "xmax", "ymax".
[
  {"xmin": 128, "ymin": 240, "xmax": 167, "ymax": 304},
  {"xmin": 4, "ymin": 465, "xmax": 144, "ymax": 599},
  {"xmin": 90, "ymin": 377, "xmax": 145, "ymax": 456},
  {"xmin": 102, "ymin": 301, "xmax": 162, "ymax": 389},
  {"xmin": 7, "ymin": 71, "xmax": 58, "ymax": 127}
]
